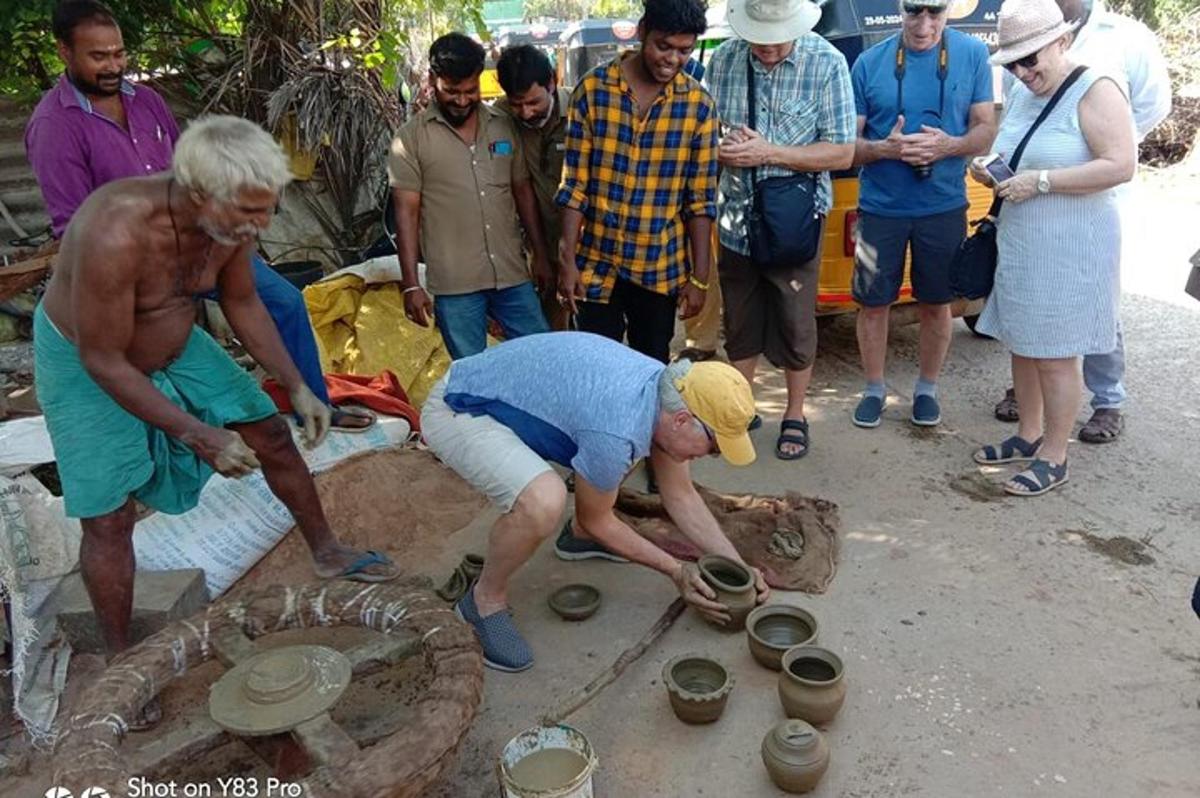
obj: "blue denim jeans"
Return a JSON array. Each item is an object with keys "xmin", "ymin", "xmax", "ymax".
[
  {"xmin": 1083, "ymin": 323, "xmax": 1125, "ymax": 410},
  {"xmin": 433, "ymin": 282, "xmax": 550, "ymax": 360},
  {"xmin": 200, "ymin": 254, "xmax": 330, "ymax": 405}
]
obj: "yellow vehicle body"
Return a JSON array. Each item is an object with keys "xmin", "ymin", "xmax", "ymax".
[
  {"xmin": 813, "ymin": 173, "xmax": 995, "ymax": 315},
  {"xmin": 480, "ymin": 67, "xmax": 504, "ymax": 101}
]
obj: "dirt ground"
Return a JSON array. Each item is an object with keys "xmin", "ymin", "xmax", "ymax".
[{"xmin": 3, "ymin": 170, "xmax": 1198, "ymax": 796}]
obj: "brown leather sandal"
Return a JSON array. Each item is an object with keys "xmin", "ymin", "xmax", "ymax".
[
  {"xmin": 994, "ymin": 387, "xmax": 1019, "ymax": 422},
  {"xmin": 1078, "ymin": 408, "xmax": 1123, "ymax": 444}
]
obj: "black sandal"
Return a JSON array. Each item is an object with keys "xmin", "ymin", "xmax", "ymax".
[{"xmin": 775, "ymin": 419, "xmax": 810, "ymax": 460}]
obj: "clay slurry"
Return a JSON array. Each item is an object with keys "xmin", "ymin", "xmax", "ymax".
[
  {"xmin": 508, "ymin": 748, "xmax": 590, "ymax": 791},
  {"xmin": 789, "ymin": 657, "xmax": 837, "ymax": 682}
]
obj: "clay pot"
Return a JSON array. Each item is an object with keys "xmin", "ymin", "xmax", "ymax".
[
  {"xmin": 697, "ymin": 555, "xmax": 757, "ymax": 631},
  {"xmin": 761, "ymin": 719, "xmax": 830, "ymax": 793},
  {"xmin": 547, "ymin": 584, "xmax": 601, "ymax": 621},
  {"xmin": 778, "ymin": 645, "xmax": 846, "ymax": 724},
  {"xmin": 461, "ymin": 553, "xmax": 485, "ymax": 580},
  {"xmin": 662, "ymin": 654, "xmax": 733, "ymax": 724},
  {"xmin": 746, "ymin": 605, "xmax": 819, "ymax": 671}
]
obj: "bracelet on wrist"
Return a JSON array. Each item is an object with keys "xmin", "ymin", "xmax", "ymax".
[
  {"xmin": 688, "ymin": 274, "xmax": 709, "ymax": 291},
  {"xmin": 402, "ymin": 285, "xmax": 423, "ymax": 294}
]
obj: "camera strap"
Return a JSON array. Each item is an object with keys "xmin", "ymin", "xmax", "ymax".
[{"xmin": 895, "ymin": 34, "xmax": 948, "ymax": 126}]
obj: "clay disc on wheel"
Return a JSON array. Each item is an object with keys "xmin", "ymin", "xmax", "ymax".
[{"xmin": 209, "ymin": 644, "xmax": 352, "ymax": 735}]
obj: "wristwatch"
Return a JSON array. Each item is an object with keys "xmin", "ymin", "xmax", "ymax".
[{"xmin": 1036, "ymin": 169, "xmax": 1051, "ymax": 194}]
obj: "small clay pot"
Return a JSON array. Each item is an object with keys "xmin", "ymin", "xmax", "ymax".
[
  {"xmin": 662, "ymin": 654, "xmax": 733, "ymax": 724},
  {"xmin": 778, "ymin": 645, "xmax": 846, "ymax": 725},
  {"xmin": 461, "ymin": 553, "xmax": 485, "ymax": 580},
  {"xmin": 548, "ymin": 584, "xmax": 601, "ymax": 621},
  {"xmin": 746, "ymin": 604, "xmax": 819, "ymax": 671},
  {"xmin": 761, "ymin": 719, "xmax": 830, "ymax": 793},
  {"xmin": 697, "ymin": 555, "xmax": 757, "ymax": 631}
]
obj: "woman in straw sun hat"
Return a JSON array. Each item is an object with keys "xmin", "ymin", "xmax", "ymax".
[{"xmin": 968, "ymin": 0, "xmax": 1135, "ymax": 497}]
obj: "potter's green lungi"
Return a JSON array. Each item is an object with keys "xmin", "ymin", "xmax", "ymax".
[{"xmin": 33, "ymin": 304, "xmax": 279, "ymax": 518}]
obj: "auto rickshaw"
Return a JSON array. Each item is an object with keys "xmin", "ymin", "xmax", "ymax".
[{"xmin": 480, "ymin": 22, "xmax": 569, "ymax": 100}]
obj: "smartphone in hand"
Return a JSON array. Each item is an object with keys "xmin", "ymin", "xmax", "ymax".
[{"xmin": 980, "ymin": 153, "xmax": 1016, "ymax": 184}]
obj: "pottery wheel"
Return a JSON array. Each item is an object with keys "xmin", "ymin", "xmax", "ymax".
[{"xmin": 209, "ymin": 644, "xmax": 352, "ymax": 735}]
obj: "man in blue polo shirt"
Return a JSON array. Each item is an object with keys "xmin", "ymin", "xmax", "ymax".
[
  {"xmin": 849, "ymin": 0, "xmax": 996, "ymax": 429},
  {"xmin": 421, "ymin": 332, "xmax": 769, "ymax": 671}
]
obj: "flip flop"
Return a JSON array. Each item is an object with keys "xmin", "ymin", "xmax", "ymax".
[
  {"xmin": 775, "ymin": 418, "xmax": 810, "ymax": 460},
  {"xmin": 330, "ymin": 406, "xmax": 377, "ymax": 433},
  {"xmin": 329, "ymin": 550, "xmax": 400, "ymax": 583}
]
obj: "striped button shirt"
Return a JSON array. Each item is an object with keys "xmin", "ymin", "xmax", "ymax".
[
  {"xmin": 555, "ymin": 56, "xmax": 719, "ymax": 301},
  {"xmin": 707, "ymin": 36, "xmax": 856, "ymax": 256}
]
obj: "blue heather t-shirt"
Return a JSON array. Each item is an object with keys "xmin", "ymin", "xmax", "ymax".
[
  {"xmin": 852, "ymin": 28, "xmax": 993, "ymax": 218},
  {"xmin": 443, "ymin": 332, "xmax": 664, "ymax": 492}
]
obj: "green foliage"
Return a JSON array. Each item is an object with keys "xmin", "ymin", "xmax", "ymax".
[
  {"xmin": 523, "ymin": 0, "xmax": 590, "ymax": 21},
  {"xmin": 0, "ymin": 0, "xmax": 247, "ymax": 103},
  {"xmin": 591, "ymin": 0, "xmax": 642, "ymax": 19},
  {"xmin": 0, "ymin": 1, "xmax": 61, "ymax": 103},
  {"xmin": 1114, "ymin": 0, "xmax": 1200, "ymax": 29}
]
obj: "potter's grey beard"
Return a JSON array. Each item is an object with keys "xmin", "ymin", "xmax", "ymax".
[{"xmin": 202, "ymin": 221, "xmax": 257, "ymax": 247}]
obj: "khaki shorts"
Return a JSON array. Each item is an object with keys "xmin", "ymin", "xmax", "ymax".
[
  {"xmin": 718, "ymin": 221, "xmax": 825, "ymax": 371},
  {"xmin": 420, "ymin": 374, "xmax": 553, "ymax": 513}
]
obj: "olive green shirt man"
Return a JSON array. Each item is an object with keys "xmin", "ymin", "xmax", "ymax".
[
  {"xmin": 496, "ymin": 86, "xmax": 572, "ymax": 329},
  {"xmin": 496, "ymin": 86, "xmax": 571, "ymax": 254}
]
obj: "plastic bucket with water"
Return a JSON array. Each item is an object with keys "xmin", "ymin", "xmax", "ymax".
[{"xmin": 498, "ymin": 723, "xmax": 598, "ymax": 798}]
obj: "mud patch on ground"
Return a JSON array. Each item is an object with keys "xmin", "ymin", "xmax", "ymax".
[
  {"xmin": 907, "ymin": 425, "xmax": 943, "ymax": 444},
  {"xmin": 1058, "ymin": 529, "xmax": 1155, "ymax": 566},
  {"xmin": 947, "ymin": 471, "xmax": 1007, "ymax": 503}
]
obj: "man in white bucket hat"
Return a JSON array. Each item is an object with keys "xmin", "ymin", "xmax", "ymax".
[
  {"xmin": 849, "ymin": 0, "xmax": 997, "ymax": 431},
  {"xmin": 706, "ymin": 0, "xmax": 856, "ymax": 461}
]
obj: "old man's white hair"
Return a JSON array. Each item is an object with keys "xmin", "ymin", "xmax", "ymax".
[{"xmin": 173, "ymin": 115, "xmax": 293, "ymax": 201}]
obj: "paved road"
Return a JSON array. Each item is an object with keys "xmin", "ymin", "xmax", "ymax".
[{"xmin": 434, "ymin": 172, "xmax": 1200, "ymax": 797}]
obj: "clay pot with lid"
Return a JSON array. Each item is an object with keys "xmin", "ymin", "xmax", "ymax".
[
  {"xmin": 662, "ymin": 654, "xmax": 733, "ymax": 724},
  {"xmin": 761, "ymin": 719, "xmax": 830, "ymax": 793},
  {"xmin": 778, "ymin": 645, "xmax": 846, "ymax": 724},
  {"xmin": 746, "ymin": 604, "xmax": 819, "ymax": 670},
  {"xmin": 697, "ymin": 555, "xmax": 757, "ymax": 631}
]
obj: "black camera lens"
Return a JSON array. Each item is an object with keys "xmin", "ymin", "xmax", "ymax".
[{"xmin": 913, "ymin": 164, "xmax": 933, "ymax": 180}]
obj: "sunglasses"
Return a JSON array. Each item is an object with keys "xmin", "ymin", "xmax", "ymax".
[
  {"xmin": 698, "ymin": 419, "xmax": 721, "ymax": 457},
  {"xmin": 902, "ymin": 3, "xmax": 946, "ymax": 16},
  {"xmin": 1003, "ymin": 51, "xmax": 1040, "ymax": 72}
]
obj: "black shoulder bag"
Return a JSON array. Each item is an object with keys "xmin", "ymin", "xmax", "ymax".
[
  {"xmin": 950, "ymin": 65, "xmax": 1087, "ymax": 299},
  {"xmin": 745, "ymin": 54, "xmax": 822, "ymax": 269}
]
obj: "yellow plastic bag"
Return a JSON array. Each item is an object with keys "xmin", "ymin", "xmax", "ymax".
[{"xmin": 303, "ymin": 275, "xmax": 451, "ymax": 407}]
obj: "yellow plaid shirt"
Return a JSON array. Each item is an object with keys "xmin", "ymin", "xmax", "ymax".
[{"xmin": 555, "ymin": 56, "xmax": 719, "ymax": 301}]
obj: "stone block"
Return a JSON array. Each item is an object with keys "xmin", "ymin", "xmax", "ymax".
[{"xmin": 48, "ymin": 569, "xmax": 209, "ymax": 654}]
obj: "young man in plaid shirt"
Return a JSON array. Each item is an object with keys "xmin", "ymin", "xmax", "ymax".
[{"xmin": 555, "ymin": 0, "xmax": 719, "ymax": 366}]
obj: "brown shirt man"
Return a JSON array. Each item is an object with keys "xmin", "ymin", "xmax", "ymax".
[{"xmin": 387, "ymin": 102, "xmax": 533, "ymax": 296}]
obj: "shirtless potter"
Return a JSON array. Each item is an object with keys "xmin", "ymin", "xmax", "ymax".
[{"xmin": 34, "ymin": 116, "xmax": 399, "ymax": 693}]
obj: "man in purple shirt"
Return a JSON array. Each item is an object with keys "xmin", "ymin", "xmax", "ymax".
[{"xmin": 25, "ymin": 0, "xmax": 372, "ymax": 431}]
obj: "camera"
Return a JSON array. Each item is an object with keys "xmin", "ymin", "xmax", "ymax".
[{"xmin": 912, "ymin": 164, "xmax": 933, "ymax": 180}]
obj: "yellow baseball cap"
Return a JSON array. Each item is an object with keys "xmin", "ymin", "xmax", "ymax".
[{"xmin": 673, "ymin": 361, "xmax": 757, "ymax": 466}]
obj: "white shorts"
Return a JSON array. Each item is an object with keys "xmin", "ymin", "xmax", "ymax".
[{"xmin": 420, "ymin": 374, "xmax": 553, "ymax": 513}]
